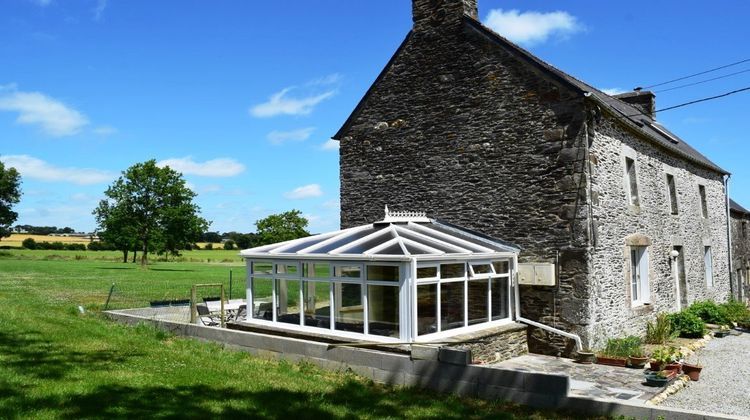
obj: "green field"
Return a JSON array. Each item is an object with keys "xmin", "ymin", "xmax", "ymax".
[{"xmin": 0, "ymin": 250, "xmax": 596, "ymax": 419}]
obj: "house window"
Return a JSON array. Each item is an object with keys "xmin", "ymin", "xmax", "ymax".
[
  {"xmin": 630, "ymin": 246, "xmax": 649, "ymax": 305},
  {"xmin": 625, "ymin": 157, "xmax": 639, "ymax": 206},
  {"xmin": 704, "ymin": 246, "xmax": 714, "ymax": 287},
  {"xmin": 666, "ymin": 174, "xmax": 678, "ymax": 214},
  {"xmin": 698, "ymin": 185, "xmax": 708, "ymax": 218}
]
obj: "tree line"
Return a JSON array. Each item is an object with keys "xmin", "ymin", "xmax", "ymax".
[
  {"xmin": 1, "ymin": 158, "xmax": 312, "ymax": 267},
  {"xmin": 13, "ymin": 225, "xmax": 79, "ymax": 235}
]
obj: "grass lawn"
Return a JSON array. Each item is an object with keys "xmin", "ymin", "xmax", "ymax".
[{"xmin": 0, "ymin": 252, "xmax": 600, "ymax": 419}]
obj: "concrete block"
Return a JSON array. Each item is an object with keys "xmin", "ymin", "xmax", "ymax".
[
  {"xmin": 410, "ymin": 345, "xmax": 439, "ymax": 361},
  {"xmin": 347, "ymin": 364, "xmax": 374, "ymax": 379},
  {"xmin": 523, "ymin": 372, "xmax": 569, "ymax": 395},
  {"xmin": 373, "ymin": 367, "xmax": 405, "ymax": 385},
  {"xmin": 378, "ymin": 353, "xmax": 413, "ymax": 372},
  {"xmin": 438, "ymin": 347, "xmax": 471, "ymax": 365}
]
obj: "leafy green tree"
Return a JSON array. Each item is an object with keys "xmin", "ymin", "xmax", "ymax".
[
  {"xmin": 94, "ymin": 199, "xmax": 139, "ymax": 263},
  {"xmin": 0, "ymin": 160, "xmax": 22, "ymax": 239},
  {"xmin": 255, "ymin": 210, "xmax": 309, "ymax": 246},
  {"xmin": 93, "ymin": 160, "xmax": 209, "ymax": 266}
]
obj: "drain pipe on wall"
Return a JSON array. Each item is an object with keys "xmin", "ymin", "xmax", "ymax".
[{"xmin": 513, "ymin": 256, "xmax": 583, "ymax": 352}]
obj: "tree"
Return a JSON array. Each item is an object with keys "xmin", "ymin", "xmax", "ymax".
[
  {"xmin": 255, "ymin": 210, "xmax": 309, "ymax": 246},
  {"xmin": 93, "ymin": 160, "xmax": 209, "ymax": 267},
  {"xmin": 0, "ymin": 160, "xmax": 22, "ymax": 239},
  {"xmin": 94, "ymin": 199, "xmax": 139, "ymax": 263}
]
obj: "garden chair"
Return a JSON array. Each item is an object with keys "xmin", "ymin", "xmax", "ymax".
[{"xmin": 196, "ymin": 304, "xmax": 220, "ymax": 326}]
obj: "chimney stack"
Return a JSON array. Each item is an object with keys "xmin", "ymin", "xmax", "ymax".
[
  {"xmin": 613, "ymin": 90, "xmax": 656, "ymax": 119},
  {"xmin": 412, "ymin": 0, "xmax": 478, "ymax": 31}
]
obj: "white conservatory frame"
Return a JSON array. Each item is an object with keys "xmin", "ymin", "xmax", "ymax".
[{"xmin": 240, "ymin": 212, "xmax": 520, "ymax": 343}]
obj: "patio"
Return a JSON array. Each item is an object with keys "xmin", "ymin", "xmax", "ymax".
[{"xmin": 493, "ymin": 354, "xmax": 670, "ymax": 403}]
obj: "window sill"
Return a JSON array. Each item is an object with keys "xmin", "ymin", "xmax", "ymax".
[
  {"xmin": 628, "ymin": 204, "xmax": 641, "ymax": 215},
  {"xmin": 630, "ymin": 302, "xmax": 654, "ymax": 314}
]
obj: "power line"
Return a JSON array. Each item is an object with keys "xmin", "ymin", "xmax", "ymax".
[
  {"xmin": 619, "ymin": 85, "xmax": 750, "ymax": 118},
  {"xmin": 642, "ymin": 58, "xmax": 750, "ymax": 89},
  {"xmin": 655, "ymin": 68, "xmax": 750, "ymax": 93}
]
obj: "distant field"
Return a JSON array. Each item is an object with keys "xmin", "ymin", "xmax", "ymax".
[{"xmin": 1, "ymin": 234, "xmax": 222, "ymax": 250}]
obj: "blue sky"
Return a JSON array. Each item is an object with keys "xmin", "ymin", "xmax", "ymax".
[{"xmin": 2, "ymin": 0, "xmax": 749, "ymax": 234}]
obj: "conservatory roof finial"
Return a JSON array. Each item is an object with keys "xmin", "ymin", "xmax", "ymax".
[{"xmin": 382, "ymin": 205, "xmax": 430, "ymax": 223}]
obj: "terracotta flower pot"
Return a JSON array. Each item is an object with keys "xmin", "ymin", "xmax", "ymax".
[
  {"xmin": 595, "ymin": 356, "xmax": 628, "ymax": 367},
  {"xmin": 649, "ymin": 360, "xmax": 664, "ymax": 371},
  {"xmin": 575, "ymin": 351, "xmax": 596, "ymax": 364},
  {"xmin": 665, "ymin": 362, "xmax": 682, "ymax": 373},
  {"xmin": 628, "ymin": 355, "xmax": 649, "ymax": 369},
  {"xmin": 682, "ymin": 363, "xmax": 702, "ymax": 381}
]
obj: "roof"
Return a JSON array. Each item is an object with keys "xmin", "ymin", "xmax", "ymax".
[
  {"xmin": 730, "ymin": 199, "xmax": 750, "ymax": 215},
  {"xmin": 240, "ymin": 214, "xmax": 520, "ymax": 261},
  {"xmin": 332, "ymin": 16, "xmax": 729, "ymax": 175}
]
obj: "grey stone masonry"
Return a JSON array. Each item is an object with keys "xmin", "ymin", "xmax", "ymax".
[
  {"xmin": 730, "ymin": 202, "xmax": 750, "ymax": 301},
  {"xmin": 447, "ymin": 323, "xmax": 528, "ymax": 363},
  {"xmin": 336, "ymin": 0, "xmax": 731, "ymax": 354}
]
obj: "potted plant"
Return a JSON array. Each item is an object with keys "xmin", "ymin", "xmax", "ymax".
[
  {"xmin": 682, "ymin": 359, "xmax": 703, "ymax": 381},
  {"xmin": 622, "ymin": 336, "xmax": 648, "ymax": 368},
  {"xmin": 644, "ymin": 369, "xmax": 674, "ymax": 386},
  {"xmin": 649, "ymin": 345, "xmax": 682, "ymax": 371},
  {"xmin": 574, "ymin": 348, "xmax": 596, "ymax": 364},
  {"xmin": 596, "ymin": 336, "xmax": 639, "ymax": 367}
]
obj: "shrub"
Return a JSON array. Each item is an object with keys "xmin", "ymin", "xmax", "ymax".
[
  {"xmin": 204, "ymin": 243, "xmax": 213, "ymax": 250},
  {"xmin": 22, "ymin": 238, "xmax": 37, "ymax": 249},
  {"xmin": 720, "ymin": 299, "xmax": 750, "ymax": 323},
  {"xmin": 223, "ymin": 240, "xmax": 235, "ymax": 250},
  {"xmin": 64, "ymin": 243, "xmax": 86, "ymax": 251},
  {"xmin": 668, "ymin": 311, "xmax": 706, "ymax": 338},
  {"xmin": 688, "ymin": 300, "xmax": 730, "ymax": 325},
  {"xmin": 645, "ymin": 312, "xmax": 674, "ymax": 344}
]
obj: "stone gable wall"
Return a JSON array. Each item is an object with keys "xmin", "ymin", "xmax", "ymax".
[
  {"xmin": 730, "ymin": 210, "xmax": 750, "ymax": 300},
  {"xmin": 587, "ymin": 117, "xmax": 730, "ymax": 347},
  {"xmin": 338, "ymin": 21, "xmax": 592, "ymax": 354}
]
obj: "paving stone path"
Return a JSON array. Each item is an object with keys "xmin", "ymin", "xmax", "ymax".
[
  {"xmin": 661, "ymin": 330, "xmax": 750, "ymax": 417},
  {"xmin": 494, "ymin": 354, "xmax": 666, "ymax": 403}
]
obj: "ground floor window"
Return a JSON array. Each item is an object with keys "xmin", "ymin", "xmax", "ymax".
[
  {"xmin": 705, "ymin": 246, "xmax": 713, "ymax": 287},
  {"xmin": 630, "ymin": 246, "xmax": 649, "ymax": 305}
]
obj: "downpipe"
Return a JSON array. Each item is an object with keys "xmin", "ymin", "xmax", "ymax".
[{"xmin": 513, "ymin": 263, "xmax": 583, "ymax": 352}]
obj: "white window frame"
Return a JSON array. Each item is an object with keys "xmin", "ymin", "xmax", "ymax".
[
  {"xmin": 630, "ymin": 246, "xmax": 650, "ymax": 306},
  {"xmin": 704, "ymin": 246, "xmax": 714, "ymax": 287}
]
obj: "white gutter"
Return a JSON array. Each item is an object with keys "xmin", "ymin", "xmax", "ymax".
[{"xmin": 513, "ymin": 259, "xmax": 583, "ymax": 352}]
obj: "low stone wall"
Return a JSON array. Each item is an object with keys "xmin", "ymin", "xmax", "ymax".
[{"xmin": 447, "ymin": 323, "xmax": 528, "ymax": 363}]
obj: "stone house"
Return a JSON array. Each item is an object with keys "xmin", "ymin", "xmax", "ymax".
[
  {"xmin": 333, "ymin": 0, "xmax": 731, "ymax": 352},
  {"xmin": 730, "ymin": 199, "xmax": 750, "ymax": 301}
]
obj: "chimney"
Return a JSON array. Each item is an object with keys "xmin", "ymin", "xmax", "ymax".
[
  {"xmin": 412, "ymin": 0, "xmax": 478, "ymax": 31},
  {"xmin": 613, "ymin": 90, "xmax": 656, "ymax": 119}
]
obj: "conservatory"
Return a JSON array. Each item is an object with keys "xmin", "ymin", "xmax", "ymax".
[{"xmin": 239, "ymin": 210, "xmax": 520, "ymax": 342}]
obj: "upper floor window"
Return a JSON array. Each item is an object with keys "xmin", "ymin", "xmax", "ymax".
[
  {"xmin": 625, "ymin": 157, "xmax": 639, "ymax": 206},
  {"xmin": 704, "ymin": 246, "xmax": 714, "ymax": 287},
  {"xmin": 630, "ymin": 246, "xmax": 650, "ymax": 305},
  {"xmin": 743, "ymin": 221, "xmax": 747, "ymax": 238},
  {"xmin": 666, "ymin": 174, "xmax": 678, "ymax": 215},
  {"xmin": 698, "ymin": 185, "xmax": 708, "ymax": 218}
]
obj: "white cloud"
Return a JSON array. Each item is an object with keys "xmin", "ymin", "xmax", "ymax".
[
  {"xmin": 284, "ymin": 183, "xmax": 323, "ymax": 199},
  {"xmin": 0, "ymin": 90, "xmax": 89, "ymax": 136},
  {"xmin": 601, "ymin": 88, "xmax": 626, "ymax": 96},
  {"xmin": 483, "ymin": 9, "xmax": 582, "ymax": 46},
  {"xmin": 306, "ymin": 73, "xmax": 342, "ymax": 87},
  {"xmin": 267, "ymin": 127, "xmax": 315, "ymax": 145},
  {"xmin": 250, "ymin": 88, "xmax": 335, "ymax": 118},
  {"xmin": 0, "ymin": 155, "xmax": 114, "ymax": 185},
  {"xmin": 93, "ymin": 0, "xmax": 107, "ymax": 21},
  {"xmin": 92, "ymin": 125, "xmax": 117, "ymax": 136},
  {"xmin": 157, "ymin": 156, "xmax": 245, "ymax": 177},
  {"xmin": 320, "ymin": 138, "xmax": 339, "ymax": 151}
]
